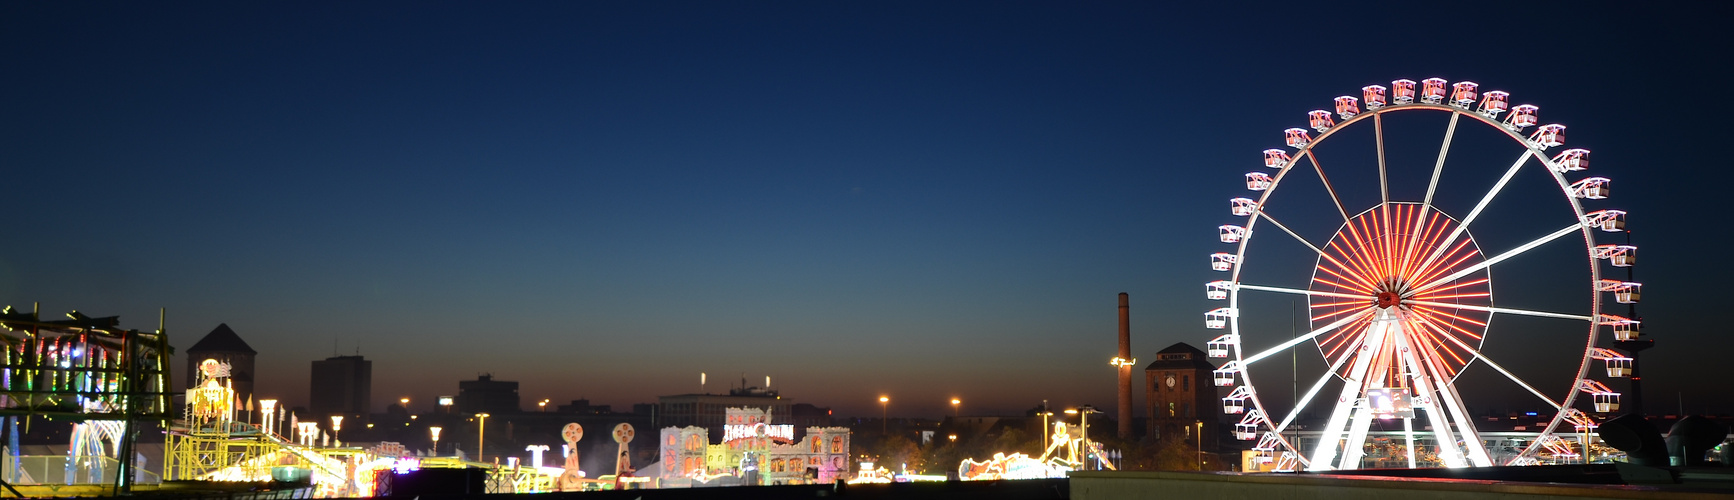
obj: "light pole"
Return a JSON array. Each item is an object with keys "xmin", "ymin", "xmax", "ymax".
[
  {"xmin": 1077, "ymin": 405, "xmax": 1100, "ymax": 469},
  {"xmin": 951, "ymin": 398, "xmax": 961, "ymax": 418},
  {"xmin": 429, "ymin": 426, "xmax": 443, "ymax": 456},
  {"xmin": 1195, "ymin": 420, "xmax": 1204, "ymax": 471},
  {"xmin": 879, "ymin": 396, "xmax": 889, "ymax": 434},
  {"xmin": 401, "ymin": 397, "xmax": 410, "ymax": 412},
  {"xmin": 477, "ymin": 413, "xmax": 491, "ymax": 463},
  {"xmin": 1040, "ymin": 400, "xmax": 1051, "ymax": 451},
  {"xmin": 539, "ymin": 399, "xmax": 549, "ymax": 412}
]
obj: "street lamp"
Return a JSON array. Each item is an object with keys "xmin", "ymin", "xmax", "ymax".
[
  {"xmin": 1039, "ymin": 400, "xmax": 1052, "ymax": 451},
  {"xmin": 879, "ymin": 396, "xmax": 889, "ymax": 434},
  {"xmin": 429, "ymin": 426, "xmax": 443, "ymax": 456},
  {"xmin": 477, "ymin": 413, "xmax": 491, "ymax": 463},
  {"xmin": 1195, "ymin": 420, "xmax": 1204, "ymax": 471},
  {"xmin": 1075, "ymin": 406, "xmax": 1100, "ymax": 469},
  {"xmin": 539, "ymin": 399, "xmax": 549, "ymax": 412},
  {"xmin": 401, "ymin": 397, "xmax": 410, "ymax": 411},
  {"xmin": 951, "ymin": 398, "xmax": 961, "ymax": 418}
]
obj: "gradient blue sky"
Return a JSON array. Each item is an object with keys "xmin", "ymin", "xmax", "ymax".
[{"xmin": 2, "ymin": 2, "xmax": 1729, "ymax": 419}]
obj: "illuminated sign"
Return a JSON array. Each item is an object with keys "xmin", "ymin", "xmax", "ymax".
[
  {"xmin": 1366, "ymin": 388, "xmax": 1414, "ymax": 419},
  {"xmin": 724, "ymin": 423, "xmax": 793, "ymax": 442}
]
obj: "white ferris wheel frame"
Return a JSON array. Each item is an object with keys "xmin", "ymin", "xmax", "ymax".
[{"xmin": 1211, "ymin": 81, "xmax": 1631, "ymax": 471}]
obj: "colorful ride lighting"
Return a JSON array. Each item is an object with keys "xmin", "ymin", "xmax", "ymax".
[
  {"xmin": 1210, "ymin": 253, "xmax": 1237, "ymax": 271},
  {"xmin": 1230, "ymin": 198, "xmax": 1257, "ymax": 217},
  {"xmin": 1308, "ymin": 110, "xmax": 1335, "ymax": 131},
  {"xmin": 1593, "ymin": 244, "xmax": 1637, "ymax": 267},
  {"xmin": 1585, "ymin": 209, "xmax": 1626, "ymax": 232},
  {"xmin": 1391, "ymin": 79, "xmax": 1417, "ymax": 104},
  {"xmin": 1334, "ymin": 96, "xmax": 1359, "ymax": 119},
  {"xmin": 1219, "ymin": 224, "xmax": 1247, "ymax": 243},
  {"xmin": 1263, "ymin": 149, "xmax": 1291, "ymax": 169},
  {"xmin": 1570, "ymin": 177, "xmax": 1611, "ymax": 199},
  {"xmin": 1550, "ymin": 148, "xmax": 1590, "ymax": 172},
  {"xmin": 1245, "ymin": 172, "xmax": 1274, "ymax": 191},
  {"xmin": 1477, "ymin": 90, "xmax": 1510, "ymax": 116},
  {"xmin": 1450, "ymin": 81, "xmax": 1479, "ymax": 107},
  {"xmin": 1284, "ymin": 128, "xmax": 1312, "ymax": 149},
  {"xmin": 1530, "ymin": 124, "xmax": 1567, "ymax": 148},
  {"xmin": 1205, "ymin": 308, "xmax": 1237, "ymax": 330},
  {"xmin": 1206, "ymin": 281, "xmax": 1233, "ymax": 301},
  {"xmin": 1362, "ymin": 85, "xmax": 1387, "ymax": 109},
  {"xmin": 1420, "ymin": 78, "xmax": 1448, "ymax": 104},
  {"xmin": 1212, "ymin": 361, "xmax": 1239, "ymax": 386},
  {"xmin": 1505, "ymin": 104, "xmax": 1539, "ymax": 129}
]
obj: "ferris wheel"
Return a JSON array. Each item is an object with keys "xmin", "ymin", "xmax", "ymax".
[{"xmin": 1205, "ymin": 78, "xmax": 1641, "ymax": 471}]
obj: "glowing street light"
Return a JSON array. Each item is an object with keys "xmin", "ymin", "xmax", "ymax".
[
  {"xmin": 539, "ymin": 399, "xmax": 550, "ymax": 412},
  {"xmin": 477, "ymin": 413, "xmax": 491, "ymax": 463},
  {"xmin": 429, "ymin": 426, "xmax": 443, "ymax": 456},
  {"xmin": 879, "ymin": 396, "xmax": 889, "ymax": 434},
  {"xmin": 1195, "ymin": 420, "xmax": 1204, "ymax": 471},
  {"xmin": 951, "ymin": 398, "xmax": 961, "ymax": 417},
  {"xmin": 401, "ymin": 397, "xmax": 410, "ymax": 411},
  {"xmin": 330, "ymin": 415, "xmax": 344, "ymax": 444}
]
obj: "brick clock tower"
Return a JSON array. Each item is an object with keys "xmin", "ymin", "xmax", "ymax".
[{"xmin": 1144, "ymin": 343, "xmax": 1221, "ymax": 451}]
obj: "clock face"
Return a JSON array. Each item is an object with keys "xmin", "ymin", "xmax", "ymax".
[{"xmin": 1166, "ymin": 375, "xmax": 1176, "ymax": 388}]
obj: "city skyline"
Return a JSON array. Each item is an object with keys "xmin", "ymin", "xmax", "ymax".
[{"xmin": 2, "ymin": 3, "xmax": 1730, "ymax": 420}]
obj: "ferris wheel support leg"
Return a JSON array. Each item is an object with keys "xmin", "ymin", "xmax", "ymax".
[
  {"xmin": 1413, "ymin": 331, "xmax": 1492, "ymax": 467},
  {"xmin": 1338, "ymin": 400, "xmax": 1376, "ymax": 470},
  {"xmin": 1397, "ymin": 330, "xmax": 1466, "ymax": 468},
  {"xmin": 1307, "ymin": 319, "xmax": 1387, "ymax": 471},
  {"xmin": 1404, "ymin": 416, "xmax": 1417, "ymax": 469}
]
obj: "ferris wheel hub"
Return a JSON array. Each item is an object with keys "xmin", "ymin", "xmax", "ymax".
[{"xmin": 1376, "ymin": 291, "xmax": 1399, "ymax": 309}]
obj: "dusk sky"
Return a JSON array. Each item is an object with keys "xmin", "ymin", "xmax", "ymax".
[{"xmin": 2, "ymin": 2, "xmax": 1730, "ymax": 419}]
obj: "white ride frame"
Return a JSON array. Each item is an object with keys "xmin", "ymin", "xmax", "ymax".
[{"xmin": 1206, "ymin": 77, "xmax": 1640, "ymax": 471}]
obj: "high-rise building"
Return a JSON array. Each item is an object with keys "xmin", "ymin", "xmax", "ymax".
[
  {"xmin": 185, "ymin": 324, "xmax": 257, "ymax": 404},
  {"xmin": 310, "ymin": 355, "xmax": 371, "ymax": 420},
  {"xmin": 1145, "ymin": 342, "xmax": 1221, "ymax": 449},
  {"xmin": 456, "ymin": 374, "xmax": 519, "ymax": 414}
]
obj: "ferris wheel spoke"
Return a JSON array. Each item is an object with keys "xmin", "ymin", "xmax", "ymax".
[
  {"xmin": 1273, "ymin": 343, "xmax": 1359, "ymax": 434},
  {"xmin": 1242, "ymin": 309, "xmax": 1371, "ymax": 365},
  {"xmin": 1412, "ymin": 222, "xmax": 1582, "ymax": 293},
  {"xmin": 1411, "ymin": 149, "xmax": 1536, "ymax": 279},
  {"xmin": 1253, "ymin": 210, "xmax": 1326, "ymax": 256},
  {"xmin": 1422, "ymin": 113, "xmax": 1461, "ymax": 209},
  {"xmin": 1408, "ymin": 315, "xmax": 1564, "ymax": 411},
  {"xmin": 1404, "ymin": 300, "xmax": 1591, "ymax": 321},
  {"xmin": 1304, "ymin": 150, "xmax": 1352, "ymax": 223},
  {"xmin": 1235, "ymin": 284, "xmax": 1371, "ymax": 301},
  {"xmin": 1375, "ymin": 113, "xmax": 1389, "ymax": 206}
]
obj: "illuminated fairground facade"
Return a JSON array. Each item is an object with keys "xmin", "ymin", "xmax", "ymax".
[
  {"xmin": 1205, "ymin": 76, "xmax": 1643, "ymax": 472},
  {"xmin": 0, "ymin": 305, "xmax": 173, "ymax": 495},
  {"xmin": 657, "ymin": 407, "xmax": 851, "ymax": 486}
]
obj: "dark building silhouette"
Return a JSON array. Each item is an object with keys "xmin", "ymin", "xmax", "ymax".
[
  {"xmin": 1145, "ymin": 342, "xmax": 1221, "ymax": 450},
  {"xmin": 310, "ymin": 355, "xmax": 371, "ymax": 421},
  {"xmin": 456, "ymin": 374, "xmax": 519, "ymax": 414},
  {"xmin": 185, "ymin": 323, "xmax": 256, "ymax": 404}
]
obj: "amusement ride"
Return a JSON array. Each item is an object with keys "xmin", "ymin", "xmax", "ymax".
[{"xmin": 1206, "ymin": 78, "xmax": 1641, "ymax": 471}]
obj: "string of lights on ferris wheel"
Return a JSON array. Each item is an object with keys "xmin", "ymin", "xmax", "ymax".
[{"xmin": 1200, "ymin": 77, "xmax": 1645, "ymax": 471}]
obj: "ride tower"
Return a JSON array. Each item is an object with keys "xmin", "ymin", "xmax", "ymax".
[{"xmin": 0, "ymin": 304, "xmax": 174, "ymax": 493}]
